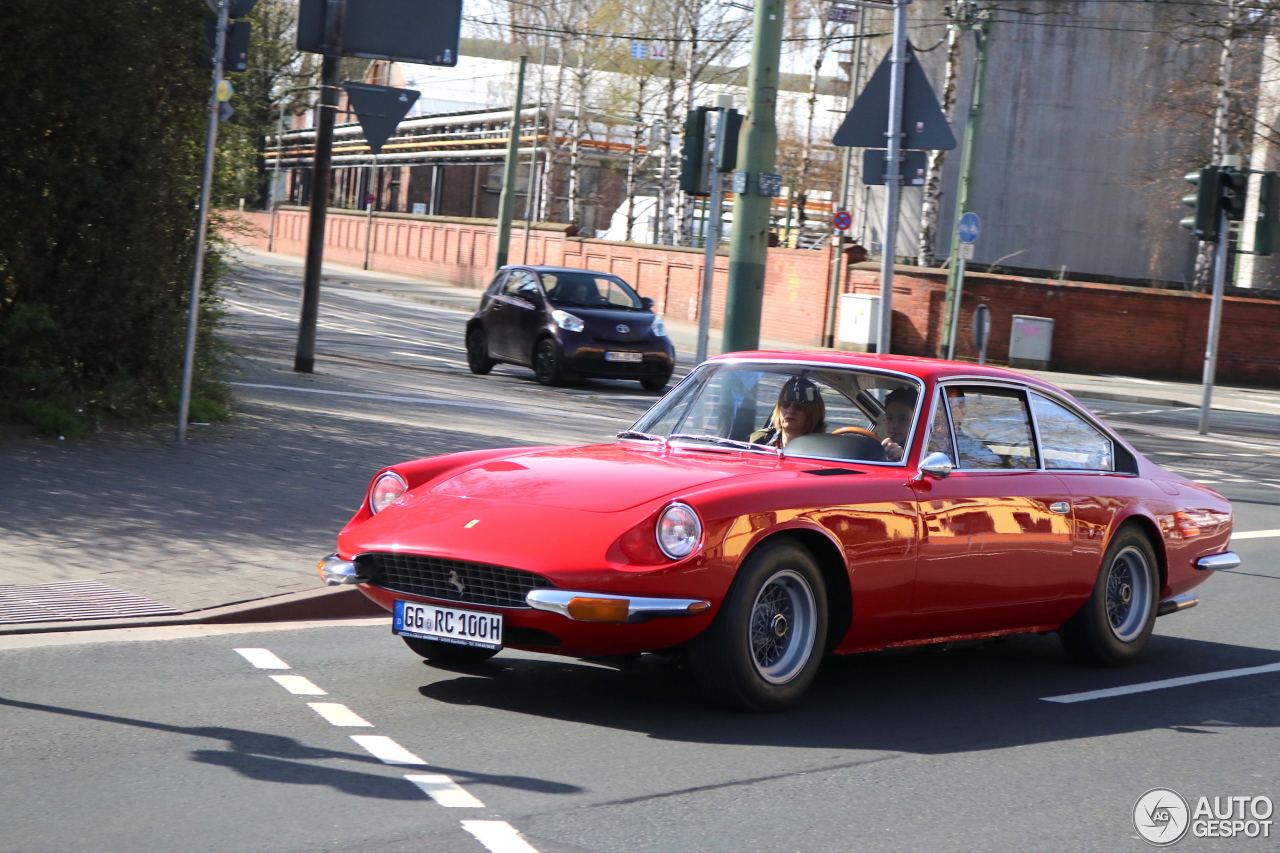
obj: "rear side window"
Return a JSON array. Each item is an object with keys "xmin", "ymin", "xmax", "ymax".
[
  {"xmin": 1030, "ymin": 393, "xmax": 1114, "ymax": 471},
  {"xmin": 945, "ymin": 385, "xmax": 1038, "ymax": 470}
]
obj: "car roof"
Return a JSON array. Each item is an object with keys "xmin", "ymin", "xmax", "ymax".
[
  {"xmin": 708, "ymin": 350, "xmax": 1064, "ymax": 392},
  {"xmin": 503, "ymin": 265, "xmax": 620, "ymax": 276}
]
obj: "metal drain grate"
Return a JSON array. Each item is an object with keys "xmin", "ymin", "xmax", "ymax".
[{"xmin": 0, "ymin": 581, "xmax": 181, "ymax": 624}]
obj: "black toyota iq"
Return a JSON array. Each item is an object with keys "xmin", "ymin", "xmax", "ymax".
[{"xmin": 465, "ymin": 266, "xmax": 676, "ymax": 390}]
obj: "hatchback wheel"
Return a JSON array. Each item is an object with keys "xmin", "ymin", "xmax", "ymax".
[
  {"xmin": 688, "ymin": 537, "xmax": 827, "ymax": 712},
  {"xmin": 1059, "ymin": 525, "xmax": 1159, "ymax": 666},
  {"xmin": 403, "ymin": 636, "xmax": 498, "ymax": 665},
  {"xmin": 466, "ymin": 328, "xmax": 494, "ymax": 375},
  {"xmin": 533, "ymin": 338, "xmax": 567, "ymax": 385},
  {"xmin": 640, "ymin": 372, "xmax": 671, "ymax": 392}
]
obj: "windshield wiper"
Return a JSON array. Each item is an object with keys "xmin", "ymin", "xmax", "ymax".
[
  {"xmin": 616, "ymin": 430, "xmax": 668, "ymax": 444},
  {"xmin": 668, "ymin": 433, "xmax": 781, "ymax": 456}
]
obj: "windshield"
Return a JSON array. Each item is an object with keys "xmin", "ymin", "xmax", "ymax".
[
  {"xmin": 541, "ymin": 272, "xmax": 645, "ymax": 311},
  {"xmin": 628, "ymin": 362, "xmax": 924, "ymax": 464}
]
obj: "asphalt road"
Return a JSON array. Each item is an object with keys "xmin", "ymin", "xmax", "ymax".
[{"xmin": 3, "ymin": 262, "xmax": 1279, "ymax": 853}]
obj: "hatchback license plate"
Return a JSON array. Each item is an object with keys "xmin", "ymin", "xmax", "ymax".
[
  {"xmin": 605, "ymin": 351, "xmax": 643, "ymax": 362},
  {"xmin": 393, "ymin": 600, "xmax": 503, "ymax": 649}
]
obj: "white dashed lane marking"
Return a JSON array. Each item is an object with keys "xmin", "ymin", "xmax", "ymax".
[
  {"xmin": 350, "ymin": 735, "xmax": 428, "ymax": 765},
  {"xmin": 306, "ymin": 702, "xmax": 374, "ymax": 727},
  {"xmin": 1042, "ymin": 662, "xmax": 1280, "ymax": 703},
  {"xmin": 462, "ymin": 820, "xmax": 543, "ymax": 852},
  {"xmin": 406, "ymin": 775, "xmax": 486, "ymax": 807},
  {"xmin": 234, "ymin": 648, "xmax": 290, "ymax": 669},
  {"xmin": 1233, "ymin": 529, "xmax": 1280, "ymax": 540},
  {"xmin": 268, "ymin": 675, "xmax": 327, "ymax": 695}
]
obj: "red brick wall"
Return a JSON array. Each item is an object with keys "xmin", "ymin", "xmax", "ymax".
[{"xmin": 844, "ymin": 266, "xmax": 1280, "ymax": 385}]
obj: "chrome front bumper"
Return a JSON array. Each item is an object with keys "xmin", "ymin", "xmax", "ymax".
[
  {"xmin": 317, "ymin": 553, "xmax": 367, "ymax": 586},
  {"xmin": 1195, "ymin": 551, "xmax": 1241, "ymax": 571},
  {"xmin": 526, "ymin": 589, "xmax": 711, "ymax": 623}
]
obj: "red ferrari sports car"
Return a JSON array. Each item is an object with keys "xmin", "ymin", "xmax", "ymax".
[{"xmin": 319, "ymin": 352, "xmax": 1238, "ymax": 711}]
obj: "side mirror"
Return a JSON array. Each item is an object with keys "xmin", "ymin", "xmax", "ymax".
[
  {"xmin": 914, "ymin": 451, "xmax": 953, "ymax": 482},
  {"xmin": 641, "ymin": 296, "xmax": 655, "ymax": 310}
]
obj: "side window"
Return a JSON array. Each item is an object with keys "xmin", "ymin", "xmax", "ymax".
[
  {"xmin": 501, "ymin": 271, "xmax": 526, "ymax": 298},
  {"xmin": 948, "ymin": 386, "xmax": 1038, "ymax": 470},
  {"xmin": 925, "ymin": 392, "xmax": 956, "ymax": 462},
  {"xmin": 1030, "ymin": 393, "xmax": 1114, "ymax": 471},
  {"xmin": 502, "ymin": 271, "xmax": 542, "ymax": 304},
  {"xmin": 486, "ymin": 271, "xmax": 508, "ymax": 295}
]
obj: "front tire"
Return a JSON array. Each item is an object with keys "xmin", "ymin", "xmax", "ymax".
[
  {"xmin": 533, "ymin": 337, "xmax": 567, "ymax": 386},
  {"xmin": 402, "ymin": 636, "xmax": 498, "ymax": 665},
  {"xmin": 640, "ymin": 373, "xmax": 671, "ymax": 392},
  {"xmin": 688, "ymin": 538, "xmax": 827, "ymax": 712},
  {"xmin": 1059, "ymin": 525, "xmax": 1159, "ymax": 666},
  {"xmin": 466, "ymin": 327, "xmax": 494, "ymax": 375}
]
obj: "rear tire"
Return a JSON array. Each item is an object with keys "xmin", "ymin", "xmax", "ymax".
[
  {"xmin": 1059, "ymin": 525, "xmax": 1159, "ymax": 666},
  {"xmin": 466, "ymin": 328, "xmax": 494, "ymax": 375},
  {"xmin": 688, "ymin": 538, "xmax": 827, "ymax": 712},
  {"xmin": 402, "ymin": 636, "xmax": 499, "ymax": 665}
]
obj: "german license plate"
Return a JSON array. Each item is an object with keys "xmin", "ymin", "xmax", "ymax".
[
  {"xmin": 605, "ymin": 351, "xmax": 643, "ymax": 362},
  {"xmin": 393, "ymin": 600, "xmax": 503, "ymax": 649}
]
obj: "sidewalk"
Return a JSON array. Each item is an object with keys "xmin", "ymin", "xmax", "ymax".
[{"xmin": 233, "ymin": 245, "xmax": 1280, "ymax": 417}]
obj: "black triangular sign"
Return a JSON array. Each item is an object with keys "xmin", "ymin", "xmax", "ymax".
[
  {"xmin": 833, "ymin": 44, "xmax": 956, "ymax": 151},
  {"xmin": 342, "ymin": 82, "xmax": 421, "ymax": 155}
]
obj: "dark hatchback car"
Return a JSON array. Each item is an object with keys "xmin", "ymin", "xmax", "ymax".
[{"xmin": 465, "ymin": 266, "xmax": 677, "ymax": 390}]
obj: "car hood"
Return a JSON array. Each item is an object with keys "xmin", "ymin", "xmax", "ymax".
[
  {"xmin": 556, "ymin": 306, "xmax": 655, "ymax": 340},
  {"xmin": 426, "ymin": 444, "xmax": 778, "ymax": 512}
]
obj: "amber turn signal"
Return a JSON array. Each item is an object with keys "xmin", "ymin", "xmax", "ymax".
[
  {"xmin": 687, "ymin": 601, "xmax": 710, "ymax": 614},
  {"xmin": 566, "ymin": 597, "xmax": 631, "ymax": 622},
  {"xmin": 1172, "ymin": 511, "xmax": 1201, "ymax": 538}
]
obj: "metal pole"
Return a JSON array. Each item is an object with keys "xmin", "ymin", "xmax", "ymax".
[
  {"xmin": 876, "ymin": 0, "xmax": 910, "ymax": 355},
  {"xmin": 722, "ymin": 0, "xmax": 785, "ymax": 354},
  {"xmin": 522, "ymin": 42, "xmax": 546, "ymax": 264},
  {"xmin": 697, "ymin": 105, "xmax": 729, "ymax": 365},
  {"xmin": 941, "ymin": 5, "xmax": 990, "ymax": 358},
  {"xmin": 267, "ymin": 103, "xmax": 285, "ymax": 253},
  {"xmin": 363, "ymin": 154, "xmax": 377, "ymax": 269},
  {"xmin": 495, "ymin": 54, "xmax": 528, "ymax": 271},
  {"xmin": 823, "ymin": 12, "xmax": 867, "ymax": 348},
  {"xmin": 294, "ymin": 0, "xmax": 345, "ymax": 373},
  {"xmin": 176, "ymin": 0, "xmax": 229, "ymax": 443},
  {"xmin": 1199, "ymin": 205, "xmax": 1231, "ymax": 434}
]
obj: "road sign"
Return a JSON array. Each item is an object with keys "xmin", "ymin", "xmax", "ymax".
[
  {"xmin": 215, "ymin": 80, "xmax": 234, "ymax": 102},
  {"xmin": 958, "ymin": 212, "xmax": 981, "ymax": 243},
  {"xmin": 861, "ymin": 149, "xmax": 927, "ymax": 186},
  {"xmin": 833, "ymin": 210, "xmax": 852, "ymax": 231},
  {"xmin": 827, "ymin": 6, "xmax": 858, "ymax": 23},
  {"xmin": 298, "ymin": 0, "xmax": 462, "ymax": 67},
  {"xmin": 342, "ymin": 82, "xmax": 420, "ymax": 155},
  {"xmin": 958, "ymin": 242, "xmax": 975, "ymax": 260},
  {"xmin": 732, "ymin": 171, "xmax": 748, "ymax": 194},
  {"xmin": 834, "ymin": 44, "xmax": 957, "ymax": 151},
  {"xmin": 630, "ymin": 42, "xmax": 648, "ymax": 59},
  {"xmin": 758, "ymin": 173, "xmax": 783, "ymax": 197},
  {"xmin": 366, "ymin": 193, "xmax": 377, "ymax": 205},
  {"xmin": 218, "ymin": 102, "xmax": 235, "ymax": 123}
]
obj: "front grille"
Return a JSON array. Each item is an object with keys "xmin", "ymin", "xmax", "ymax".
[{"xmin": 356, "ymin": 552, "xmax": 553, "ymax": 609}]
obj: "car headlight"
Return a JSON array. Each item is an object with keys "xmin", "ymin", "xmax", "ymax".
[
  {"xmin": 656, "ymin": 502, "xmax": 702, "ymax": 560},
  {"xmin": 552, "ymin": 309, "xmax": 585, "ymax": 332},
  {"xmin": 651, "ymin": 317, "xmax": 667, "ymax": 337},
  {"xmin": 369, "ymin": 471, "xmax": 407, "ymax": 514}
]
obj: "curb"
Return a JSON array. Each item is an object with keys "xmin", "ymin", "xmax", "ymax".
[
  {"xmin": 0, "ymin": 585, "xmax": 387, "ymax": 637},
  {"xmin": 1060, "ymin": 389, "xmax": 1191, "ymax": 409}
]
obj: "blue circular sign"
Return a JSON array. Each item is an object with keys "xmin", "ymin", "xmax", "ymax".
[{"xmin": 957, "ymin": 212, "xmax": 981, "ymax": 243}]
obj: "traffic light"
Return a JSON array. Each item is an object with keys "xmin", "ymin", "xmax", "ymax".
[
  {"xmin": 680, "ymin": 107, "xmax": 711, "ymax": 196},
  {"xmin": 1254, "ymin": 171, "xmax": 1280, "ymax": 256},
  {"xmin": 201, "ymin": 20, "xmax": 252, "ymax": 72},
  {"xmin": 715, "ymin": 109, "xmax": 744, "ymax": 173},
  {"xmin": 1181, "ymin": 166, "xmax": 1222, "ymax": 242},
  {"xmin": 1221, "ymin": 166, "xmax": 1248, "ymax": 221}
]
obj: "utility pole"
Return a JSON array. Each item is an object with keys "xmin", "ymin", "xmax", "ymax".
[
  {"xmin": 176, "ymin": 0, "xmax": 230, "ymax": 443},
  {"xmin": 1200, "ymin": 202, "xmax": 1231, "ymax": 435},
  {"xmin": 722, "ymin": 0, "xmax": 785, "ymax": 354},
  {"xmin": 495, "ymin": 54, "xmax": 528, "ymax": 271},
  {"xmin": 874, "ymin": 0, "xmax": 910, "ymax": 356},
  {"xmin": 940, "ymin": 4, "xmax": 990, "ymax": 360},
  {"xmin": 294, "ymin": 0, "xmax": 345, "ymax": 374}
]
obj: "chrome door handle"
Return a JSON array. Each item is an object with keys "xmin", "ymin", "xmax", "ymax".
[{"xmin": 1049, "ymin": 501, "xmax": 1071, "ymax": 514}]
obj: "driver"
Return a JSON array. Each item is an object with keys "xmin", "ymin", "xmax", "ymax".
[
  {"xmin": 750, "ymin": 377, "xmax": 826, "ymax": 449},
  {"xmin": 878, "ymin": 387, "xmax": 917, "ymax": 462}
]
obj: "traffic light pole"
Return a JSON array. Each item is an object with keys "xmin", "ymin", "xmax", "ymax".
[
  {"xmin": 495, "ymin": 54, "xmax": 528, "ymax": 271},
  {"xmin": 295, "ymin": 0, "xmax": 345, "ymax": 374},
  {"xmin": 176, "ymin": 0, "xmax": 230, "ymax": 443},
  {"xmin": 696, "ymin": 106, "xmax": 727, "ymax": 365},
  {"xmin": 1198, "ymin": 205, "xmax": 1231, "ymax": 435},
  {"xmin": 722, "ymin": 0, "xmax": 784, "ymax": 354},
  {"xmin": 875, "ymin": 0, "xmax": 911, "ymax": 355}
]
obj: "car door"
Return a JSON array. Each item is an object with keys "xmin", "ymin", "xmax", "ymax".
[
  {"xmin": 490, "ymin": 270, "xmax": 541, "ymax": 362},
  {"xmin": 505, "ymin": 271, "xmax": 547, "ymax": 364},
  {"xmin": 479, "ymin": 270, "xmax": 511, "ymax": 357},
  {"xmin": 911, "ymin": 382, "xmax": 1076, "ymax": 635}
]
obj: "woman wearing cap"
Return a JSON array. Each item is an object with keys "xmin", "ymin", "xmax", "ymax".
[{"xmin": 749, "ymin": 377, "xmax": 827, "ymax": 448}]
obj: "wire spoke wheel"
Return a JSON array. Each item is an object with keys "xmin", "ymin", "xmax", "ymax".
[
  {"xmin": 747, "ymin": 569, "xmax": 817, "ymax": 684},
  {"xmin": 1105, "ymin": 545, "xmax": 1153, "ymax": 643}
]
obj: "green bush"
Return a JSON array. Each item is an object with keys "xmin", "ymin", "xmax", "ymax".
[{"xmin": 0, "ymin": 0, "xmax": 232, "ymax": 435}]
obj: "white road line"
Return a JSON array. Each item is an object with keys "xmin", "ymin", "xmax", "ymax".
[
  {"xmin": 268, "ymin": 675, "xmax": 327, "ymax": 695},
  {"xmin": 230, "ymin": 382, "xmax": 621, "ymax": 423},
  {"xmin": 461, "ymin": 820, "xmax": 541, "ymax": 851},
  {"xmin": 350, "ymin": 735, "xmax": 427, "ymax": 765},
  {"xmin": 406, "ymin": 775, "xmax": 486, "ymax": 808},
  {"xmin": 1233, "ymin": 529, "xmax": 1280, "ymax": 540},
  {"xmin": 1042, "ymin": 662, "xmax": 1280, "ymax": 703},
  {"xmin": 234, "ymin": 648, "xmax": 290, "ymax": 669},
  {"xmin": 307, "ymin": 702, "xmax": 374, "ymax": 727},
  {"xmin": 391, "ymin": 350, "xmax": 459, "ymax": 364}
]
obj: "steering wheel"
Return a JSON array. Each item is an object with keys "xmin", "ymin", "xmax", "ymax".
[{"xmin": 832, "ymin": 426, "xmax": 883, "ymax": 442}]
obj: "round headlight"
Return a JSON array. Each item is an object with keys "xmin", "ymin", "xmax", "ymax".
[
  {"xmin": 656, "ymin": 502, "xmax": 702, "ymax": 560},
  {"xmin": 369, "ymin": 471, "xmax": 407, "ymax": 514}
]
